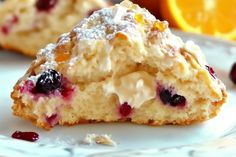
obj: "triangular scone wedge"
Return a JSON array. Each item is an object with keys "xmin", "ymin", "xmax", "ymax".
[
  {"xmin": 0, "ymin": 0, "xmax": 108, "ymax": 56},
  {"xmin": 11, "ymin": 0, "xmax": 227, "ymax": 130}
]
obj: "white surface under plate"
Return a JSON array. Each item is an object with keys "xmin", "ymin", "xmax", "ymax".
[{"xmin": 0, "ymin": 30, "xmax": 236, "ymax": 157}]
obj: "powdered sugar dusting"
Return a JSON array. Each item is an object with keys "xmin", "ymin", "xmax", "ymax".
[
  {"xmin": 36, "ymin": 0, "xmax": 177, "ymax": 69},
  {"xmin": 58, "ymin": 33, "xmax": 70, "ymax": 45},
  {"xmin": 68, "ymin": 57, "xmax": 79, "ymax": 68},
  {"xmin": 37, "ymin": 44, "xmax": 57, "ymax": 71},
  {"xmin": 37, "ymin": 43, "xmax": 56, "ymax": 58},
  {"xmin": 40, "ymin": 61, "xmax": 57, "ymax": 71},
  {"xmin": 73, "ymin": 4, "xmax": 142, "ymax": 41},
  {"xmin": 34, "ymin": 0, "xmax": 205, "ymax": 73},
  {"xmin": 27, "ymin": 74, "xmax": 40, "ymax": 83}
]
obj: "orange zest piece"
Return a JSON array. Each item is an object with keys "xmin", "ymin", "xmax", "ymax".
[
  {"xmin": 115, "ymin": 32, "xmax": 128, "ymax": 40},
  {"xmin": 134, "ymin": 13, "xmax": 145, "ymax": 26},
  {"xmin": 153, "ymin": 21, "xmax": 168, "ymax": 32},
  {"xmin": 55, "ymin": 51, "xmax": 70, "ymax": 62},
  {"xmin": 160, "ymin": 0, "xmax": 236, "ymax": 40}
]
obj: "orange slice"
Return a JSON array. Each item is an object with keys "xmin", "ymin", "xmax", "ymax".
[{"xmin": 160, "ymin": 0, "xmax": 236, "ymax": 40}]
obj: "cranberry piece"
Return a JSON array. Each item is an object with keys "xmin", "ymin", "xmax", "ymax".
[
  {"xmin": 61, "ymin": 85, "xmax": 74, "ymax": 99},
  {"xmin": 11, "ymin": 15, "xmax": 19, "ymax": 24},
  {"xmin": 1, "ymin": 25, "xmax": 9, "ymax": 35},
  {"xmin": 60, "ymin": 77, "xmax": 74, "ymax": 99},
  {"xmin": 159, "ymin": 89, "xmax": 172, "ymax": 104},
  {"xmin": 35, "ymin": 69, "xmax": 61, "ymax": 94},
  {"xmin": 170, "ymin": 94, "xmax": 186, "ymax": 107},
  {"xmin": 230, "ymin": 62, "xmax": 236, "ymax": 84},
  {"xmin": 20, "ymin": 80, "xmax": 35, "ymax": 93},
  {"xmin": 119, "ymin": 102, "xmax": 132, "ymax": 117},
  {"xmin": 206, "ymin": 65, "xmax": 216, "ymax": 79},
  {"xmin": 1, "ymin": 15, "xmax": 18, "ymax": 35},
  {"xmin": 35, "ymin": 0, "xmax": 58, "ymax": 12},
  {"xmin": 12, "ymin": 131, "xmax": 39, "ymax": 142},
  {"xmin": 46, "ymin": 114, "xmax": 59, "ymax": 126}
]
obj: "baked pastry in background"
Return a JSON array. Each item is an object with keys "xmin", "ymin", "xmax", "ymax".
[
  {"xmin": 11, "ymin": 0, "xmax": 227, "ymax": 130},
  {"xmin": 0, "ymin": 0, "xmax": 108, "ymax": 56}
]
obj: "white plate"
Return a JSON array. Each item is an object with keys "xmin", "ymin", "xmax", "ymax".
[{"xmin": 0, "ymin": 30, "xmax": 236, "ymax": 157}]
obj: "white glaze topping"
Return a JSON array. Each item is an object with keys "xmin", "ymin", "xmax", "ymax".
[
  {"xmin": 184, "ymin": 40, "xmax": 206, "ymax": 66},
  {"xmin": 103, "ymin": 71, "xmax": 156, "ymax": 108}
]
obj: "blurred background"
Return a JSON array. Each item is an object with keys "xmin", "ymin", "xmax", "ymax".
[{"xmin": 115, "ymin": 0, "xmax": 236, "ymax": 41}]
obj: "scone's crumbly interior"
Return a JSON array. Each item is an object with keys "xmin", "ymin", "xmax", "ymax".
[
  {"xmin": 0, "ymin": 0, "xmax": 108, "ymax": 56},
  {"xmin": 11, "ymin": 0, "xmax": 227, "ymax": 130}
]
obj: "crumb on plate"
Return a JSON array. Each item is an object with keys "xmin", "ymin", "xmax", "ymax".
[{"xmin": 81, "ymin": 133, "xmax": 117, "ymax": 146}]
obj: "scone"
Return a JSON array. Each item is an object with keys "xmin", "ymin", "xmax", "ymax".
[
  {"xmin": 11, "ymin": 0, "xmax": 227, "ymax": 130},
  {"xmin": 0, "ymin": 0, "xmax": 108, "ymax": 56}
]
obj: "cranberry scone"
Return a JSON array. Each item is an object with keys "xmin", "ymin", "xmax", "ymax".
[
  {"xmin": 11, "ymin": 0, "xmax": 227, "ymax": 130},
  {"xmin": 0, "ymin": 0, "xmax": 108, "ymax": 56}
]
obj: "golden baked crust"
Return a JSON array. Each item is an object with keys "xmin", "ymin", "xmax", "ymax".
[
  {"xmin": 11, "ymin": 0, "xmax": 227, "ymax": 130},
  {"xmin": 11, "ymin": 89, "xmax": 227, "ymax": 130}
]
